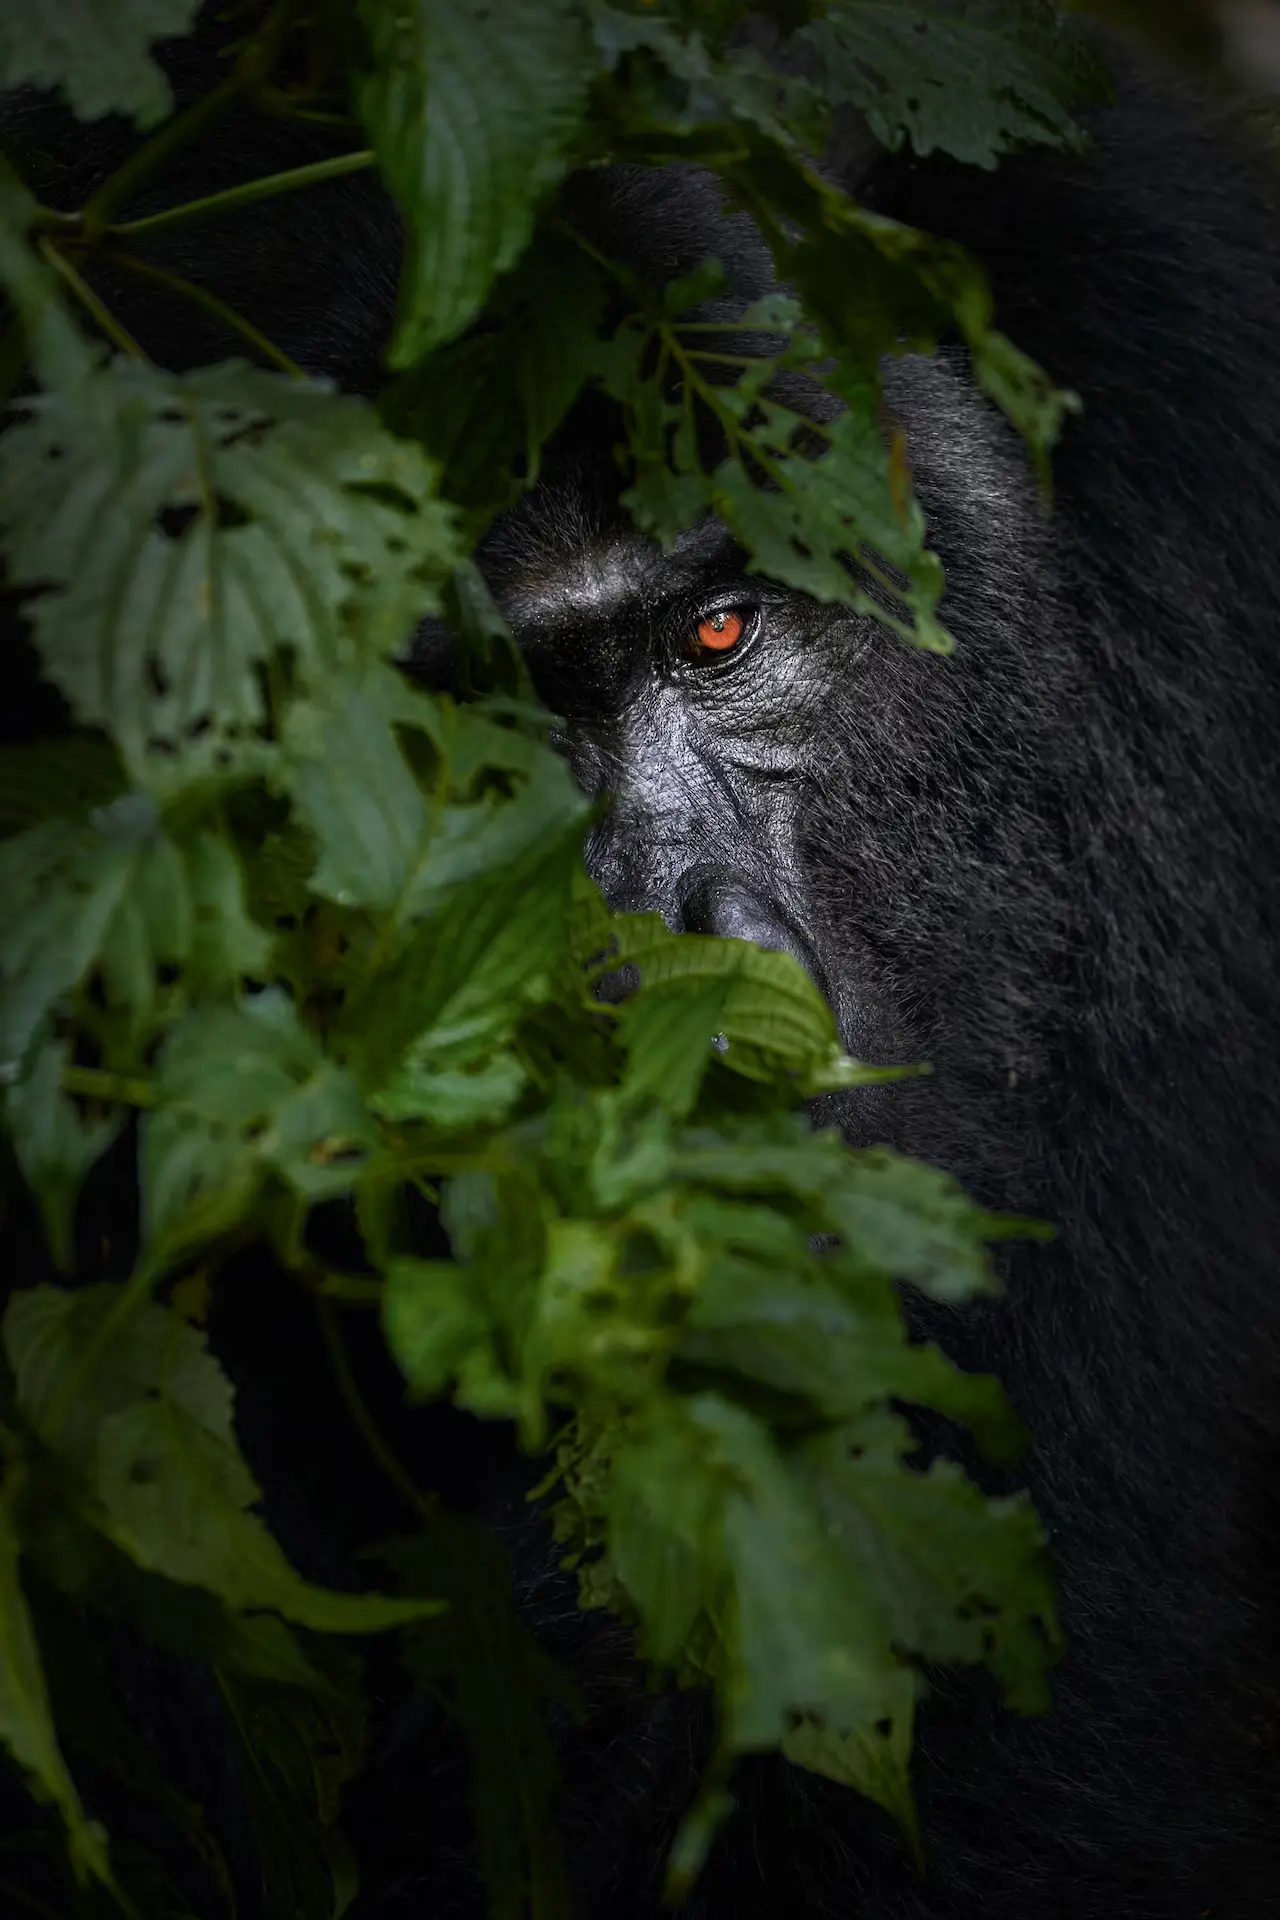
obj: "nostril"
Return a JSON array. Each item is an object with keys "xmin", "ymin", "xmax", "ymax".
[
  {"xmin": 676, "ymin": 864, "xmax": 826, "ymax": 996},
  {"xmin": 681, "ymin": 875, "xmax": 782, "ymax": 946}
]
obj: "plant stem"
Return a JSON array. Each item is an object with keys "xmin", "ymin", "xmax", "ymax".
[
  {"xmin": 36, "ymin": 240, "xmax": 147, "ymax": 360},
  {"xmin": 61, "ymin": 1064, "xmax": 156, "ymax": 1108},
  {"xmin": 103, "ymin": 249, "xmax": 306, "ymax": 377},
  {"xmin": 108, "ymin": 150, "xmax": 376, "ymax": 242},
  {"xmin": 317, "ymin": 1299, "xmax": 438, "ymax": 1522},
  {"xmin": 81, "ymin": 69, "xmax": 247, "ymax": 240},
  {"xmin": 309, "ymin": 1270, "xmax": 386, "ymax": 1304}
]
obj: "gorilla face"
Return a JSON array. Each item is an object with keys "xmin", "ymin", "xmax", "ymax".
[{"xmin": 414, "ymin": 346, "xmax": 1070, "ymax": 1201}]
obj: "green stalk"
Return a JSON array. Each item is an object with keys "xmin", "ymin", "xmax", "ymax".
[{"xmin": 107, "ymin": 149, "xmax": 376, "ymax": 243}]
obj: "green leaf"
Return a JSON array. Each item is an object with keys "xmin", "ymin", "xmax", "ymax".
[
  {"xmin": 355, "ymin": 0, "xmax": 598, "ymax": 363},
  {"xmin": 286, "ymin": 669, "xmax": 587, "ymax": 924},
  {"xmin": 219, "ymin": 1655, "xmax": 367, "ymax": 1920},
  {"xmin": 799, "ymin": 0, "xmax": 1102, "ymax": 169},
  {"xmin": 0, "ymin": 799, "xmax": 268, "ymax": 1073},
  {"xmin": 142, "ymin": 990, "xmax": 378, "ymax": 1253},
  {"xmin": 0, "ymin": 361, "xmax": 460, "ymax": 786},
  {"xmin": 32, "ymin": 1579, "xmax": 237, "ymax": 1913},
  {"xmin": 28, "ymin": 1493, "xmax": 339, "ymax": 1693},
  {"xmin": 823, "ymin": 1146, "xmax": 1028, "ymax": 1302},
  {"xmin": 617, "ymin": 971, "xmax": 736, "ymax": 1118},
  {"xmin": 389, "ymin": 1523, "xmax": 573, "ymax": 1920},
  {"xmin": 781, "ymin": 1685, "xmax": 921, "ymax": 1862},
  {"xmin": 3, "ymin": 1283, "xmax": 441, "ymax": 1634},
  {"xmin": 352, "ymin": 826, "xmax": 583, "ymax": 1110},
  {"xmin": 2, "ymin": 1041, "xmax": 122, "ymax": 1270},
  {"xmin": 384, "ymin": 1257, "xmax": 498, "ymax": 1408},
  {"xmin": 382, "ymin": 229, "xmax": 608, "ymax": 528},
  {"xmin": 0, "ymin": 174, "xmax": 100, "ymax": 397},
  {"xmin": 594, "ymin": 284, "xmax": 954, "ymax": 649},
  {"xmin": 675, "ymin": 1231, "xmax": 1017, "ymax": 1452},
  {"xmin": 609, "ymin": 1395, "xmax": 902, "ymax": 1749},
  {"xmin": 0, "ymin": 735, "xmax": 126, "ymax": 837},
  {"xmin": 615, "ymin": 913, "xmax": 888, "ymax": 1096},
  {"xmin": 797, "ymin": 1415, "xmax": 1061, "ymax": 1712},
  {"xmin": 0, "ymin": 0, "xmax": 201, "ymax": 127},
  {"xmin": 0, "ymin": 1464, "xmax": 114, "ymax": 1893},
  {"xmin": 374, "ymin": 1050, "xmax": 527, "ymax": 1129}
]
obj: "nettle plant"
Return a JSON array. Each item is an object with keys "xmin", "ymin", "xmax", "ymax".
[{"xmin": 0, "ymin": 3, "xmax": 1100, "ymax": 1914}]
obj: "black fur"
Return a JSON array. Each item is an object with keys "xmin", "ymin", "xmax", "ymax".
[{"xmin": 4, "ymin": 33, "xmax": 1280, "ymax": 1920}]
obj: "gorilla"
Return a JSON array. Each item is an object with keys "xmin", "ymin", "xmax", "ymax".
[{"xmin": 3, "ymin": 19, "xmax": 1280, "ymax": 1920}]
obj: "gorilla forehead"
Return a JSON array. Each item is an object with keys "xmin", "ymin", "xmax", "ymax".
[{"xmin": 484, "ymin": 498, "xmax": 736, "ymax": 634}]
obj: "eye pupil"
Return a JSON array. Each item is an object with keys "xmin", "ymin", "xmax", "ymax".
[{"xmin": 693, "ymin": 610, "xmax": 744, "ymax": 654}]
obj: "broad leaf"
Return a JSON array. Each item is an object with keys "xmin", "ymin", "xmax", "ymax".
[
  {"xmin": 0, "ymin": 1467, "xmax": 113, "ymax": 1890},
  {"xmin": 0, "ymin": 361, "xmax": 460, "ymax": 785},
  {"xmin": 799, "ymin": 0, "xmax": 1101, "ymax": 169},
  {"xmin": 142, "ymin": 989, "xmax": 379, "ymax": 1252},
  {"xmin": 3, "ymin": 1284, "xmax": 441, "ymax": 1634},
  {"xmin": 0, "ymin": 797, "xmax": 268, "ymax": 1073},
  {"xmin": 356, "ymin": 0, "xmax": 599, "ymax": 364},
  {"xmin": 2, "ymin": 1041, "xmax": 122, "ymax": 1269},
  {"xmin": 286, "ymin": 667, "xmax": 587, "ymax": 925},
  {"xmin": 0, "ymin": 0, "xmax": 201, "ymax": 127},
  {"xmin": 382, "ymin": 229, "xmax": 608, "ymax": 529}
]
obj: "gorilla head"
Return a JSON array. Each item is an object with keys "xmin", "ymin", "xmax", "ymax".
[{"xmin": 393, "ymin": 86, "xmax": 1280, "ymax": 1911}]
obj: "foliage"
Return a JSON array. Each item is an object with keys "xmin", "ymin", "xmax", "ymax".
[{"xmin": 0, "ymin": 2, "xmax": 1098, "ymax": 1913}]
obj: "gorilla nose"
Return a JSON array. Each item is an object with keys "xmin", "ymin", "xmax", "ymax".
[{"xmin": 676, "ymin": 865, "xmax": 822, "ymax": 990}]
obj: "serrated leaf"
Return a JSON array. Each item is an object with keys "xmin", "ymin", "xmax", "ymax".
[
  {"xmin": 3, "ymin": 1284, "xmax": 441, "ymax": 1635},
  {"xmin": 0, "ymin": 1466, "xmax": 114, "ymax": 1892},
  {"xmin": 0, "ymin": 0, "xmax": 200, "ymax": 127},
  {"xmin": 29, "ymin": 1495, "xmax": 338, "ymax": 1694},
  {"xmin": 618, "ymin": 972, "xmax": 736, "ymax": 1118},
  {"xmin": 797, "ymin": 1416, "xmax": 1061, "ymax": 1712},
  {"xmin": 374, "ymin": 1050, "xmax": 527, "ymax": 1128},
  {"xmin": 616, "ymin": 914, "xmax": 864, "ymax": 1093},
  {"xmin": 0, "ymin": 361, "xmax": 460, "ymax": 786},
  {"xmin": 596, "ymin": 284, "xmax": 953, "ymax": 649},
  {"xmin": 141, "ymin": 989, "xmax": 378, "ymax": 1253},
  {"xmin": 781, "ymin": 1684, "xmax": 921, "ymax": 1859},
  {"xmin": 286, "ymin": 667, "xmax": 587, "ymax": 924},
  {"xmin": 799, "ymin": 0, "xmax": 1101, "ymax": 169},
  {"xmin": 351, "ymin": 825, "xmax": 583, "ymax": 1107},
  {"xmin": 0, "ymin": 799, "xmax": 267, "ymax": 1073},
  {"xmin": 823, "ymin": 1146, "xmax": 1025, "ymax": 1302},
  {"xmin": 1, "ymin": 1041, "xmax": 122, "ymax": 1270},
  {"xmin": 356, "ymin": 0, "xmax": 599, "ymax": 364}
]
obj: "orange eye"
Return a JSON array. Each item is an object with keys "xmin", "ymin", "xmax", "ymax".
[{"xmin": 688, "ymin": 609, "xmax": 745, "ymax": 659}]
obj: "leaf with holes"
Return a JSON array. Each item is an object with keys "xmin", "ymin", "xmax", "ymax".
[
  {"xmin": 0, "ymin": 360, "xmax": 460, "ymax": 787},
  {"xmin": 798, "ymin": 0, "xmax": 1104, "ymax": 170}
]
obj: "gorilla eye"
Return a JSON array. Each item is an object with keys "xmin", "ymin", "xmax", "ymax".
[{"xmin": 680, "ymin": 605, "xmax": 757, "ymax": 668}]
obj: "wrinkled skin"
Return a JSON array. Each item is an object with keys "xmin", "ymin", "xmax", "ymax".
[{"xmin": 3, "ymin": 29, "xmax": 1280, "ymax": 1920}]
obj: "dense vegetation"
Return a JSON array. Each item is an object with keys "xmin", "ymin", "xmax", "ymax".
[{"xmin": 0, "ymin": 4, "xmax": 1110, "ymax": 1912}]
